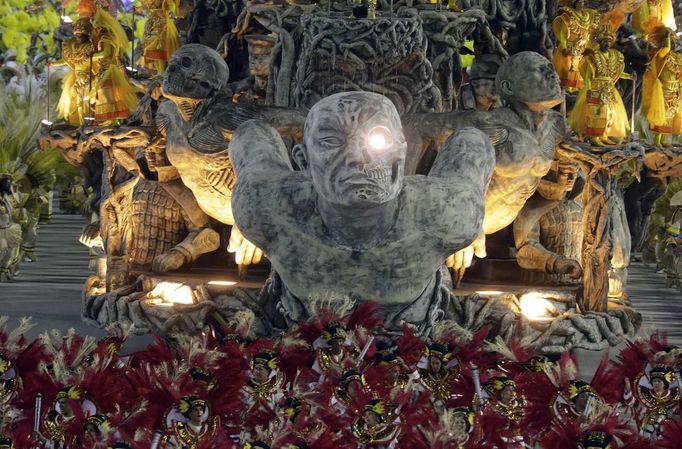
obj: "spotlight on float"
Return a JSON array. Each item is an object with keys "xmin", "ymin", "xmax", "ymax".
[
  {"xmin": 476, "ymin": 290, "xmax": 503, "ymax": 296},
  {"xmin": 147, "ymin": 281, "xmax": 196, "ymax": 305},
  {"xmin": 40, "ymin": 120, "xmax": 53, "ymax": 130},
  {"xmin": 518, "ymin": 291, "xmax": 556, "ymax": 321},
  {"xmin": 207, "ymin": 280, "xmax": 238, "ymax": 286},
  {"xmin": 61, "ymin": 15, "xmax": 73, "ymax": 23},
  {"xmin": 84, "ymin": 116, "xmax": 95, "ymax": 126},
  {"xmin": 367, "ymin": 125, "xmax": 393, "ymax": 151}
]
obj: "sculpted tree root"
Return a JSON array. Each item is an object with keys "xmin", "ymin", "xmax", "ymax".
[
  {"xmin": 445, "ymin": 293, "xmax": 640, "ymax": 355},
  {"xmin": 82, "ymin": 279, "xmax": 640, "ymax": 354},
  {"xmin": 292, "ymin": 13, "xmax": 439, "ymax": 114}
]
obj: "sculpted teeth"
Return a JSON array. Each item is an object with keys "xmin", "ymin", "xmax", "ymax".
[{"xmin": 366, "ymin": 167, "xmax": 391, "ymax": 181}]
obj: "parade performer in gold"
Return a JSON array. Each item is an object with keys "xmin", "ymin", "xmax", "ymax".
[
  {"xmin": 138, "ymin": 0, "xmax": 181, "ymax": 73},
  {"xmin": 568, "ymin": 25, "xmax": 633, "ymax": 146},
  {"xmin": 642, "ymin": 27, "xmax": 682, "ymax": 147},
  {"xmin": 632, "ymin": 0, "xmax": 677, "ymax": 36},
  {"xmin": 552, "ymin": 0, "xmax": 601, "ymax": 92},
  {"xmin": 55, "ymin": 18, "xmax": 97, "ymax": 125},
  {"xmin": 55, "ymin": 0, "xmax": 137, "ymax": 125}
]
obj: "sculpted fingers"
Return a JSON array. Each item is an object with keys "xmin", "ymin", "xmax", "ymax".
[
  {"xmin": 472, "ymin": 233, "xmax": 487, "ymax": 259},
  {"xmin": 227, "ymin": 227, "xmax": 245, "ymax": 254}
]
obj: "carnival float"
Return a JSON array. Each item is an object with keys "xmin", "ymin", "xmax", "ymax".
[{"xmin": 1, "ymin": 0, "xmax": 682, "ymax": 446}]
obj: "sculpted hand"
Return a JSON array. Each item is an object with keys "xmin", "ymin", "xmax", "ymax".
[
  {"xmin": 554, "ymin": 256, "xmax": 582, "ymax": 278},
  {"xmin": 446, "ymin": 233, "xmax": 487, "ymax": 269},
  {"xmin": 79, "ymin": 222, "xmax": 103, "ymax": 248},
  {"xmin": 152, "ymin": 249, "xmax": 187, "ymax": 273},
  {"xmin": 228, "ymin": 227, "xmax": 264, "ymax": 266}
]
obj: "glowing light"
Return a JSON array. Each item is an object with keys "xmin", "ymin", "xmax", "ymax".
[
  {"xmin": 476, "ymin": 290, "xmax": 503, "ymax": 296},
  {"xmin": 207, "ymin": 280, "xmax": 237, "ymax": 286},
  {"xmin": 519, "ymin": 292, "xmax": 556, "ymax": 321},
  {"xmin": 367, "ymin": 126, "xmax": 393, "ymax": 150},
  {"xmin": 148, "ymin": 282, "xmax": 195, "ymax": 304},
  {"xmin": 61, "ymin": 15, "xmax": 73, "ymax": 23},
  {"xmin": 41, "ymin": 120, "xmax": 53, "ymax": 127}
]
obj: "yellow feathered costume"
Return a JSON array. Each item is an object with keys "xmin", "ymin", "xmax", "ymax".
[
  {"xmin": 139, "ymin": 0, "xmax": 180, "ymax": 73},
  {"xmin": 552, "ymin": 6, "xmax": 601, "ymax": 91},
  {"xmin": 568, "ymin": 26, "xmax": 632, "ymax": 144},
  {"xmin": 642, "ymin": 32, "xmax": 682, "ymax": 138},
  {"xmin": 632, "ymin": 0, "xmax": 677, "ymax": 36},
  {"xmin": 91, "ymin": 8, "xmax": 138, "ymax": 121}
]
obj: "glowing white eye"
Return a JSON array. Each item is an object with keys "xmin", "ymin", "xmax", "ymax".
[{"xmin": 367, "ymin": 126, "xmax": 393, "ymax": 150}]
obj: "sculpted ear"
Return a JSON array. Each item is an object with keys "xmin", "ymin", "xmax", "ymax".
[
  {"xmin": 500, "ymin": 79, "xmax": 513, "ymax": 97},
  {"xmin": 292, "ymin": 144, "xmax": 309, "ymax": 172}
]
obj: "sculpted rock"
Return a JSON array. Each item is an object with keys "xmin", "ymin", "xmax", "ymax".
[{"xmin": 229, "ymin": 91, "xmax": 494, "ymax": 331}]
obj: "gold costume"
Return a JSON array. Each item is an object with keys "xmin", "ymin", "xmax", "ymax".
[
  {"xmin": 92, "ymin": 9, "xmax": 138, "ymax": 122},
  {"xmin": 56, "ymin": 22, "xmax": 97, "ymax": 125},
  {"xmin": 418, "ymin": 368, "xmax": 457, "ymax": 401},
  {"xmin": 170, "ymin": 416, "xmax": 219, "ymax": 449},
  {"xmin": 139, "ymin": 0, "xmax": 181, "ymax": 73},
  {"xmin": 56, "ymin": 10, "xmax": 137, "ymax": 125},
  {"xmin": 642, "ymin": 35, "xmax": 682, "ymax": 140},
  {"xmin": 569, "ymin": 28, "xmax": 632, "ymax": 144},
  {"xmin": 632, "ymin": 0, "xmax": 677, "ymax": 36},
  {"xmin": 552, "ymin": 6, "xmax": 601, "ymax": 91}
]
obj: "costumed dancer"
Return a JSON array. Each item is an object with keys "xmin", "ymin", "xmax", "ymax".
[
  {"xmin": 632, "ymin": 0, "xmax": 677, "ymax": 36},
  {"xmin": 641, "ymin": 27, "xmax": 682, "ymax": 147},
  {"xmin": 53, "ymin": 17, "xmax": 97, "ymax": 125},
  {"xmin": 243, "ymin": 349, "xmax": 283, "ymax": 414},
  {"xmin": 350, "ymin": 399, "xmax": 400, "ymax": 449},
  {"xmin": 162, "ymin": 395, "xmax": 222, "ymax": 448},
  {"xmin": 478, "ymin": 376, "xmax": 526, "ymax": 449},
  {"xmin": 415, "ymin": 342, "xmax": 460, "ymax": 410},
  {"xmin": 296, "ymin": 301, "xmax": 382, "ymax": 378},
  {"xmin": 568, "ymin": 25, "xmax": 634, "ymax": 146},
  {"xmin": 552, "ymin": 0, "xmax": 601, "ymax": 92},
  {"xmin": 89, "ymin": 1, "xmax": 139, "ymax": 122},
  {"xmin": 634, "ymin": 365, "xmax": 680, "ymax": 439},
  {"xmin": 138, "ymin": 0, "xmax": 181, "ymax": 74}
]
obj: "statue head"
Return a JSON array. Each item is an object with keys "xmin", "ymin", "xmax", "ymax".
[
  {"xmin": 292, "ymin": 92, "xmax": 406, "ymax": 208},
  {"xmin": 496, "ymin": 52, "xmax": 562, "ymax": 112},
  {"xmin": 163, "ymin": 44, "xmax": 229, "ymax": 100},
  {"xmin": 469, "ymin": 54, "xmax": 503, "ymax": 111}
]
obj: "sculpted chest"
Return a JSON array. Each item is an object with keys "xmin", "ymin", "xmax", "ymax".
[
  {"xmin": 160, "ymin": 102, "xmax": 235, "ymax": 224},
  {"xmin": 495, "ymin": 118, "xmax": 557, "ymax": 179}
]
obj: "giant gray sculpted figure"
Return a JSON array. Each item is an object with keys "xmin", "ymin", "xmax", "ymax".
[
  {"xmin": 404, "ymin": 51, "xmax": 566, "ymax": 272},
  {"xmin": 230, "ymin": 92, "xmax": 495, "ymax": 332}
]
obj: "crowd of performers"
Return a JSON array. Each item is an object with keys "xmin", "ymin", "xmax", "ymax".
[{"xmin": 1, "ymin": 304, "xmax": 682, "ymax": 449}]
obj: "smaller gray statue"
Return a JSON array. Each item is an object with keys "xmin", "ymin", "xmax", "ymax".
[
  {"xmin": 514, "ymin": 158, "xmax": 584, "ymax": 284},
  {"xmin": 229, "ymin": 91, "xmax": 495, "ymax": 332}
]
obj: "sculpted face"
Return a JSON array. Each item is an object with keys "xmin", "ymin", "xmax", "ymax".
[
  {"xmin": 163, "ymin": 44, "xmax": 229, "ymax": 100},
  {"xmin": 497, "ymin": 51, "xmax": 562, "ymax": 110},
  {"xmin": 294, "ymin": 92, "xmax": 406, "ymax": 207}
]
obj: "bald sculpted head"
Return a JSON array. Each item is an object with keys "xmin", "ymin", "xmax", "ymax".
[{"xmin": 292, "ymin": 92, "xmax": 407, "ymax": 207}]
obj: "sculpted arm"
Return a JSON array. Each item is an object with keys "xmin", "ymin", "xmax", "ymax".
[
  {"xmin": 427, "ymin": 127, "xmax": 495, "ymax": 249},
  {"xmin": 229, "ymin": 119, "xmax": 294, "ymax": 249}
]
